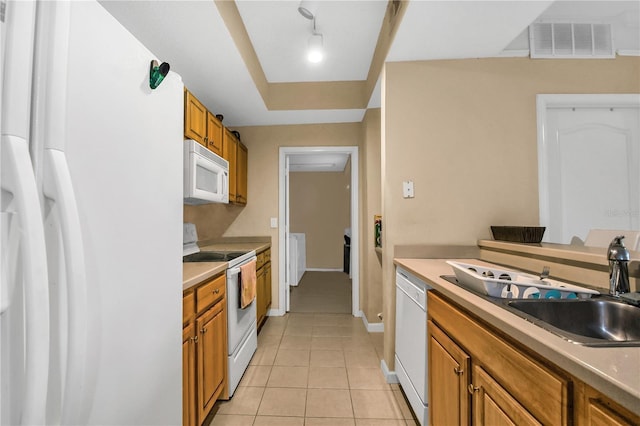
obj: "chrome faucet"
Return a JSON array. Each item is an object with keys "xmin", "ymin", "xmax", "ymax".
[{"xmin": 608, "ymin": 236, "xmax": 630, "ymax": 296}]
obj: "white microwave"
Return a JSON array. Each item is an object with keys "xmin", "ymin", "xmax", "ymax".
[{"xmin": 184, "ymin": 140, "xmax": 229, "ymax": 204}]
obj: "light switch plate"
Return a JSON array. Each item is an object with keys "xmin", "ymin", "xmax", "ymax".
[
  {"xmin": 402, "ymin": 181, "xmax": 414, "ymax": 198},
  {"xmin": 270, "ymin": 217, "xmax": 278, "ymax": 228}
]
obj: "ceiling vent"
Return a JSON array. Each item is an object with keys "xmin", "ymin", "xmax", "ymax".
[{"xmin": 529, "ymin": 23, "xmax": 614, "ymax": 59}]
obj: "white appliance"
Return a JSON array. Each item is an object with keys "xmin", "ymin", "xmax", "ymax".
[
  {"xmin": 1, "ymin": 1, "xmax": 183, "ymax": 424},
  {"xmin": 183, "ymin": 139, "xmax": 229, "ymax": 205},
  {"xmin": 224, "ymin": 252, "xmax": 258, "ymax": 396},
  {"xmin": 395, "ymin": 267, "xmax": 431, "ymax": 425},
  {"xmin": 181, "ymin": 225, "xmax": 257, "ymax": 398},
  {"xmin": 288, "ymin": 233, "xmax": 306, "ymax": 286}
]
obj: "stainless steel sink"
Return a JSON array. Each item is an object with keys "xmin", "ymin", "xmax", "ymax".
[{"xmin": 503, "ymin": 298, "xmax": 640, "ymax": 347}]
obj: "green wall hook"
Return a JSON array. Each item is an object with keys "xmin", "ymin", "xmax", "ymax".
[{"xmin": 149, "ymin": 60, "xmax": 170, "ymax": 89}]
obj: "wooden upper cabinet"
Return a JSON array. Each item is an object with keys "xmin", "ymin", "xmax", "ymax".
[
  {"xmin": 184, "ymin": 90, "xmax": 207, "ymax": 146},
  {"xmin": 206, "ymin": 112, "xmax": 223, "ymax": 156},
  {"xmin": 236, "ymin": 142, "xmax": 248, "ymax": 205},
  {"xmin": 223, "ymin": 129, "xmax": 238, "ymax": 202}
]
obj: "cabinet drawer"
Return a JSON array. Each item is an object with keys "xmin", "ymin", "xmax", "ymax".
[
  {"xmin": 256, "ymin": 252, "xmax": 265, "ymax": 270},
  {"xmin": 429, "ymin": 292, "xmax": 570, "ymax": 426},
  {"xmin": 264, "ymin": 249, "xmax": 271, "ymax": 263},
  {"xmin": 196, "ymin": 274, "xmax": 226, "ymax": 313},
  {"xmin": 183, "ymin": 291, "xmax": 195, "ymax": 325}
]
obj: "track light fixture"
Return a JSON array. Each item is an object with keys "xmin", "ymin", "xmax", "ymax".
[{"xmin": 297, "ymin": 0, "xmax": 317, "ymax": 20}]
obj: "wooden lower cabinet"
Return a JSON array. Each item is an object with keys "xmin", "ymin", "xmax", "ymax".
[
  {"xmin": 196, "ymin": 300, "xmax": 226, "ymax": 421},
  {"xmin": 264, "ymin": 263, "xmax": 271, "ymax": 315},
  {"xmin": 256, "ymin": 248, "xmax": 271, "ymax": 328},
  {"xmin": 472, "ymin": 365, "xmax": 541, "ymax": 426},
  {"xmin": 576, "ymin": 382, "xmax": 640, "ymax": 426},
  {"xmin": 428, "ymin": 291, "xmax": 569, "ymax": 425},
  {"xmin": 183, "ymin": 323, "xmax": 196, "ymax": 426},
  {"xmin": 428, "ymin": 320, "xmax": 470, "ymax": 426},
  {"xmin": 428, "ymin": 291, "xmax": 640, "ymax": 426},
  {"xmin": 256, "ymin": 266, "xmax": 266, "ymax": 327},
  {"xmin": 183, "ymin": 273, "xmax": 227, "ymax": 426}
]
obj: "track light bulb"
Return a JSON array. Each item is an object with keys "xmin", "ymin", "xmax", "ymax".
[{"xmin": 307, "ymin": 33, "xmax": 323, "ymax": 63}]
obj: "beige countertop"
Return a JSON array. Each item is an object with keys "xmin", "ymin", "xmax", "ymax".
[
  {"xmin": 198, "ymin": 241, "xmax": 271, "ymax": 254},
  {"xmin": 183, "ymin": 262, "xmax": 227, "ymax": 291},
  {"xmin": 394, "ymin": 257, "xmax": 640, "ymax": 416}
]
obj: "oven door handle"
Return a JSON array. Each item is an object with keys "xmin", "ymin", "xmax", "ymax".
[{"xmin": 228, "ymin": 267, "xmax": 241, "ymax": 276}]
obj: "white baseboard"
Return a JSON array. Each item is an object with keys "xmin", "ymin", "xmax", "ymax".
[
  {"xmin": 267, "ymin": 308, "xmax": 285, "ymax": 317},
  {"xmin": 305, "ymin": 268, "xmax": 344, "ymax": 272},
  {"xmin": 381, "ymin": 359, "xmax": 399, "ymax": 383},
  {"xmin": 360, "ymin": 311, "xmax": 384, "ymax": 333}
]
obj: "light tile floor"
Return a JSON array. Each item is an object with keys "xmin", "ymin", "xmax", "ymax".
[{"xmin": 208, "ymin": 313, "xmax": 418, "ymax": 426}]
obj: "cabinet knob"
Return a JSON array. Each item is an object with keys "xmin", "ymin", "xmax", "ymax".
[
  {"xmin": 191, "ymin": 335, "xmax": 198, "ymax": 343},
  {"xmin": 454, "ymin": 367, "xmax": 464, "ymax": 376},
  {"xmin": 467, "ymin": 384, "xmax": 480, "ymax": 394},
  {"xmin": 201, "ymin": 327, "xmax": 207, "ymax": 334},
  {"xmin": 214, "ymin": 289, "xmax": 220, "ymax": 294}
]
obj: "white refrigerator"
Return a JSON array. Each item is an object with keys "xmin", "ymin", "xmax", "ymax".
[{"xmin": 1, "ymin": 1, "xmax": 183, "ymax": 424}]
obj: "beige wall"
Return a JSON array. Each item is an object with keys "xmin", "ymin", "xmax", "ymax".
[
  {"xmin": 290, "ymin": 171, "xmax": 351, "ymax": 269},
  {"xmin": 359, "ymin": 109, "xmax": 383, "ymax": 322},
  {"xmin": 381, "ymin": 56, "xmax": 640, "ymax": 368},
  {"xmin": 222, "ymin": 123, "xmax": 361, "ymax": 310}
]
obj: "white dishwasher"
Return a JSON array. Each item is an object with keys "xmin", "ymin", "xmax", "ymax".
[{"xmin": 395, "ymin": 267, "xmax": 430, "ymax": 425}]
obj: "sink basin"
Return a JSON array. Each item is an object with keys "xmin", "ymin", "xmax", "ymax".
[{"xmin": 504, "ymin": 298, "xmax": 640, "ymax": 347}]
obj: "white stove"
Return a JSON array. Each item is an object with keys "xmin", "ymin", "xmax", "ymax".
[{"xmin": 182, "ymin": 223, "xmax": 257, "ymax": 397}]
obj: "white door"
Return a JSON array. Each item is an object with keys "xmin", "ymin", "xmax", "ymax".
[{"xmin": 538, "ymin": 96, "xmax": 640, "ymax": 244}]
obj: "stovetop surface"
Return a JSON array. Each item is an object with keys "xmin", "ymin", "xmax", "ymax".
[{"xmin": 183, "ymin": 249, "xmax": 256, "ymax": 268}]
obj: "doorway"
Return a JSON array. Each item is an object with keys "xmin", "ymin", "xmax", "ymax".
[
  {"xmin": 537, "ymin": 94, "xmax": 640, "ymax": 243},
  {"xmin": 278, "ymin": 146, "xmax": 359, "ymax": 316}
]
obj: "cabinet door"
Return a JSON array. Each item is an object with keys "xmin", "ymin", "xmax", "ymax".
[
  {"xmin": 196, "ymin": 300, "xmax": 226, "ymax": 422},
  {"xmin": 428, "ymin": 320, "xmax": 470, "ymax": 426},
  {"xmin": 577, "ymin": 384, "xmax": 640, "ymax": 426},
  {"xmin": 184, "ymin": 90, "xmax": 207, "ymax": 145},
  {"xmin": 256, "ymin": 267, "xmax": 266, "ymax": 326},
  {"xmin": 236, "ymin": 142, "xmax": 248, "ymax": 205},
  {"xmin": 265, "ymin": 262, "xmax": 271, "ymax": 311},
  {"xmin": 472, "ymin": 365, "xmax": 541, "ymax": 426},
  {"xmin": 206, "ymin": 112, "xmax": 223, "ymax": 156},
  {"xmin": 223, "ymin": 129, "xmax": 237, "ymax": 202},
  {"xmin": 183, "ymin": 323, "xmax": 196, "ymax": 426}
]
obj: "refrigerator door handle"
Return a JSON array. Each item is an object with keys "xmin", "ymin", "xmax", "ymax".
[
  {"xmin": 1, "ymin": 134, "xmax": 50, "ymax": 425},
  {"xmin": 43, "ymin": 148, "xmax": 88, "ymax": 423}
]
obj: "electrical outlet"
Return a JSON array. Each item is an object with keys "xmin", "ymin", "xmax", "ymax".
[
  {"xmin": 402, "ymin": 181, "xmax": 414, "ymax": 198},
  {"xmin": 270, "ymin": 217, "xmax": 278, "ymax": 228}
]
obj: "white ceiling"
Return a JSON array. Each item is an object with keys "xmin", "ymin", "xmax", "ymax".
[
  {"xmin": 235, "ymin": 1, "xmax": 388, "ymax": 82},
  {"xmin": 100, "ymin": 0, "xmax": 640, "ymax": 129}
]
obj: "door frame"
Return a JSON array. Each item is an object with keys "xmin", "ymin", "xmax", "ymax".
[
  {"xmin": 536, "ymin": 93, "xmax": 640, "ymax": 242},
  {"xmin": 277, "ymin": 146, "xmax": 360, "ymax": 316}
]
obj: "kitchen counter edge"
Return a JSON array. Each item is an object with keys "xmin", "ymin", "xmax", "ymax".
[
  {"xmin": 394, "ymin": 257, "xmax": 640, "ymax": 416},
  {"xmin": 183, "ymin": 262, "xmax": 227, "ymax": 291}
]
